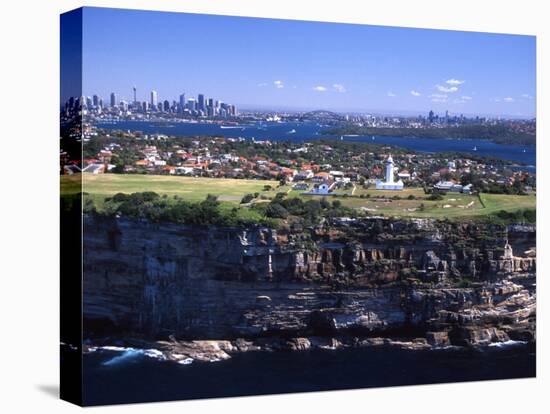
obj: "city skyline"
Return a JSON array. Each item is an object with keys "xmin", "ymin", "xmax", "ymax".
[{"xmin": 78, "ymin": 7, "xmax": 536, "ymax": 117}]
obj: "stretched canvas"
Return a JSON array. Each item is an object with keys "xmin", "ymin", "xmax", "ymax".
[{"xmin": 60, "ymin": 6, "xmax": 536, "ymax": 406}]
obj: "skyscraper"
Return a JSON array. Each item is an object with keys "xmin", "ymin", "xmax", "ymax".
[
  {"xmin": 150, "ymin": 90, "xmax": 158, "ymax": 107},
  {"xmin": 92, "ymin": 94, "xmax": 99, "ymax": 107},
  {"xmin": 133, "ymin": 86, "xmax": 137, "ymax": 104},
  {"xmin": 110, "ymin": 92, "xmax": 117, "ymax": 108},
  {"xmin": 163, "ymin": 100, "xmax": 170, "ymax": 112},
  {"xmin": 198, "ymin": 94, "xmax": 205, "ymax": 112},
  {"xmin": 179, "ymin": 93, "xmax": 186, "ymax": 113},
  {"xmin": 207, "ymin": 98, "xmax": 214, "ymax": 117}
]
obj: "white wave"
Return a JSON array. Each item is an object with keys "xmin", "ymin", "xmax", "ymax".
[
  {"xmin": 488, "ymin": 340, "xmax": 528, "ymax": 348},
  {"xmin": 142, "ymin": 349, "xmax": 166, "ymax": 360},
  {"xmin": 100, "ymin": 346, "xmax": 129, "ymax": 352},
  {"xmin": 99, "ymin": 346, "xmax": 166, "ymax": 366},
  {"xmin": 177, "ymin": 358, "xmax": 194, "ymax": 365}
]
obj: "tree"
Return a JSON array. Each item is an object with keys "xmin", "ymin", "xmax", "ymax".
[
  {"xmin": 265, "ymin": 203, "xmax": 289, "ymax": 219},
  {"xmin": 320, "ymin": 197, "xmax": 331, "ymax": 209},
  {"xmin": 241, "ymin": 193, "xmax": 254, "ymax": 204}
]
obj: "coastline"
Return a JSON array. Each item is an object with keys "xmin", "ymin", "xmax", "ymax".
[{"xmin": 76, "ymin": 338, "xmax": 536, "ymax": 405}]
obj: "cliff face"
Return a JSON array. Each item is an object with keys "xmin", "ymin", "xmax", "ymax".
[{"xmin": 83, "ymin": 216, "xmax": 536, "ymax": 345}]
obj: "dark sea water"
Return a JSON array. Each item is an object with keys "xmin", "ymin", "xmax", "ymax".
[
  {"xmin": 96, "ymin": 120, "xmax": 536, "ymax": 168},
  {"xmin": 82, "ymin": 343, "xmax": 535, "ymax": 406}
]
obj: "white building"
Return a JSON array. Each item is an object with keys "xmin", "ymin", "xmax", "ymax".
[
  {"xmin": 434, "ymin": 180, "xmax": 473, "ymax": 193},
  {"xmin": 375, "ymin": 154, "xmax": 404, "ymax": 190},
  {"xmin": 306, "ymin": 181, "xmax": 333, "ymax": 195}
]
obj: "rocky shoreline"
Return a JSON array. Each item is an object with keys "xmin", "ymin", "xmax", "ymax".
[{"xmin": 83, "ymin": 330, "xmax": 533, "ymax": 365}]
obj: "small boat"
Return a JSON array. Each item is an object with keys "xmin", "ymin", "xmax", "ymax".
[
  {"xmin": 523, "ymin": 149, "xmax": 527, "ymax": 153},
  {"xmin": 220, "ymin": 125, "xmax": 244, "ymax": 129},
  {"xmin": 340, "ymin": 136, "xmax": 344, "ymax": 140},
  {"xmin": 287, "ymin": 129, "xmax": 296, "ymax": 134},
  {"xmin": 473, "ymin": 146, "xmax": 477, "ymax": 151},
  {"xmin": 372, "ymin": 136, "xmax": 375, "ymax": 140}
]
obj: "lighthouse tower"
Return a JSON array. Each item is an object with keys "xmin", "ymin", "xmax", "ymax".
[
  {"xmin": 385, "ymin": 154, "xmax": 394, "ymax": 184},
  {"xmin": 375, "ymin": 154, "xmax": 404, "ymax": 190}
]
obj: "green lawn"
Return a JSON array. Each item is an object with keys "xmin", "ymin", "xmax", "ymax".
[
  {"xmin": 478, "ymin": 193, "xmax": 537, "ymax": 214},
  {"xmin": 275, "ymin": 184, "xmax": 535, "ymax": 219},
  {"xmin": 80, "ymin": 173, "xmax": 273, "ymax": 208},
  {"xmin": 60, "ymin": 174, "xmax": 82, "ymax": 195}
]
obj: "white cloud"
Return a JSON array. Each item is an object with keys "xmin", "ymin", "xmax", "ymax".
[
  {"xmin": 273, "ymin": 80, "xmax": 284, "ymax": 89},
  {"xmin": 452, "ymin": 95, "xmax": 472, "ymax": 104},
  {"xmin": 332, "ymin": 83, "xmax": 346, "ymax": 93},
  {"xmin": 387, "ymin": 91, "xmax": 396, "ymax": 97},
  {"xmin": 410, "ymin": 90, "xmax": 421, "ymax": 97},
  {"xmin": 503, "ymin": 97, "xmax": 515, "ymax": 102},
  {"xmin": 313, "ymin": 85, "xmax": 327, "ymax": 92},
  {"xmin": 436, "ymin": 85, "xmax": 459, "ymax": 93},
  {"xmin": 521, "ymin": 94, "xmax": 533, "ymax": 99},
  {"xmin": 257, "ymin": 82, "xmax": 267, "ymax": 87},
  {"xmin": 430, "ymin": 93, "xmax": 447, "ymax": 103},
  {"xmin": 446, "ymin": 79, "xmax": 465, "ymax": 85}
]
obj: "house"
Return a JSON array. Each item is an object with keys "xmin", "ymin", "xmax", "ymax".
[
  {"xmin": 63, "ymin": 164, "xmax": 81, "ymax": 175},
  {"xmin": 434, "ymin": 181, "xmax": 456, "ymax": 191},
  {"xmin": 312, "ymin": 172, "xmax": 331, "ymax": 182},
  {"xmin": 329, "ymin": 170, "xmax": 345, "ymax": 180},
  {"xmin": 135, "ymin": 159, "xmax": 149, "ymax": 167},
  {"xmin": 306, "ymin": 181, "xmax": 334, "ymax": 195},
  {"xmin": 175, "ymin": 166, "xmax": 194, "ymax": 175},
  {"xmin": 295, "ymin": 170, "xmax": 314, "ymax": 180},
  {"xmin": 397, "ymin": 170, "xmax": 411, "ymax": 180},
  {"xmin": 82, "ymin": 163, "xmax": 105, "ymax": 174},
  {"xmin": 434, "ymin": 180, "xmax": 472, "ymax": 193},
  {"xmin": 293, "ymin": 183, "xmax": 309, "ymax": 191},
  {"xmin": 162, "ymin": 166, "xmax": 176, "ymax": 175}
]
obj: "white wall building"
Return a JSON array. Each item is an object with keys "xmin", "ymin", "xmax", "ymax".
[
  {"xmin": 375, "ymin": 154, "xmax": 404, "ymax": 190},
  {"xmin": 306, "ymin": 181, "xmax": 334, "ymax": 195}
]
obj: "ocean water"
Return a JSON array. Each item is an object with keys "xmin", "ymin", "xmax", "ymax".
[
  {"xmin": 96, "ymin": 120, "xmax": 536, "ymax": 167},
  {"xmin": 81, "ymin": 343, "xmax": 535, "ymax": 406}
]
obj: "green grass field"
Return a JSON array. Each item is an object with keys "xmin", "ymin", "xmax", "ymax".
[
  {"xmin": 80, "ymin": 173, "xmax": 272, "ymax": 204},
  {"xmin": 62, "ymin": 173, "xmax": 535, "ymax": 220},
  {"xmin": 276, "ymin": 184, "xmax": 535, "ymax": 219}
]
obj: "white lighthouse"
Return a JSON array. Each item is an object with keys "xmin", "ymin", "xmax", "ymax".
[{"xmin": 375, "ymin": 154, "xmax": 404, "ymax": 190}]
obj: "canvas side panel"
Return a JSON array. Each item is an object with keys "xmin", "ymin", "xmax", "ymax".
[{"xmin": 60, "ymin": 7, "xmax": 83, "ymax": 407}]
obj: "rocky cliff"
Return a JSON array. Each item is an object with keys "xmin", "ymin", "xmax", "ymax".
[{"xmin": 82, "ymin": 215, "xmax": 536, "ymax": 350}]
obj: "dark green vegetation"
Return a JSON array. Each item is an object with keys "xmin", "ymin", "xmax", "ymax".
[
  {"xmin": 82, "ymin": 190, "xmax": 358, "ymax": 228},
  {"xmin": 325, "ymin": 124, "xmax": 536, "ymax": 146},
  {"xmin": 483, "ymin": 208, "xmax": 536, "ymax": 225},
  {"xmin": 83, "ymin": 192, "xmax": 278, "ymax": 227},
  {"xmin": 259, "ymin": 195, "xmax": 357, "ymax": 226},
  {"xmin": 80, "ymin": 190, "xmax": 535, "ymax": 228}
]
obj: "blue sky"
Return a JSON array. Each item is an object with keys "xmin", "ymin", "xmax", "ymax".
[{"xmin": 79, "ymin": 7, "xmax": 536, "ymax": 117}]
